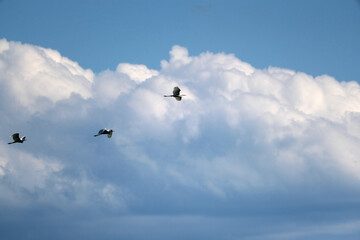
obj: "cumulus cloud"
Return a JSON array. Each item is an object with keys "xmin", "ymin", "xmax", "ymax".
[
  {"xmin": 92, "ymin": 69, "xmax": 135, "ymax": 104},
  {"xmin": 133, "ymin": 45, "xmax": 360, "ymax": 195},
  {"xmin": 0, "ymin": 39, "xmax": 93, "ymax": 114},
  {"xmin": 116, "ymin": 63, "xmax": 158, "ymax": 83},
  {"xmin": 1, "ymin": 39, "xmax": 360, "ymax": 239},
  {"xmin": 0, "ymin": 143, "xmax": 126, "ymax": 210}
]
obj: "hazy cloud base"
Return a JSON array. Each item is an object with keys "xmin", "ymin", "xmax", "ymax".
[{"xmin": 1, "ymin": 39, "xmax": 360, "ymax": 239}]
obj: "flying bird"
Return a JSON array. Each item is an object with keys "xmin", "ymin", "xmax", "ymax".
[
  {"xmin": 164, "ymin": 86, "xmax": 186, "ymax": 101},
  {"xmin": 8, "ymin": 133, "xmax": 26, "ymax": 144},
  {"xmin": 94, "ymin": 128, "xmax": 114, "ymax": 138}
]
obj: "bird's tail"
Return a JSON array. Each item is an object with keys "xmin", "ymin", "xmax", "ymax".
[
  {"xmin": 8, "ymin": 142, "xmax": 14, "ymax": 144},
  {"xmin": 94, "ymin": 134, "xmax": 99, "ymax": 137}
]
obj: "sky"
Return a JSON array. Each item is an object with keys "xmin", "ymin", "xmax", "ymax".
[{"xmin": 0, "ymin": 0, "xmax": 360, "ymax": 240}]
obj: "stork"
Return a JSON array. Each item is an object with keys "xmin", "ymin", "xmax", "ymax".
[
  {"xmin": 94, "ymin": 128, "xmax": 114, "ymax": 138},
  {"xmin": 164, "ymin": 86, "xmax": 186, "ymax": 101},
  {"xmin": 8, "ymin": 133, "xmax": 26, "ymax": 144}
]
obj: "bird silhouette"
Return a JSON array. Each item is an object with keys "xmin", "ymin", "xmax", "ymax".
[
  {"xmin": 164, "ymin": 86, "xmax": 186, "ymax": 101},
  {"xmin": 94, "ymin": 128, "xmax": 114, "ymax": 138},
  {"xmin": 8, "ymin": 133, "xmax": 26, "ymax": 144}
]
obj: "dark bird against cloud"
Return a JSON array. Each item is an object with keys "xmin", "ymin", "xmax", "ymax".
[
  {"xmin": 164, "ymin": 86, "xmax": 186, "ymax": 101},
  {"xmin": 94, "ymin": 128, "xmax": 114, "ymax": 138},
  {"xmin": 8, "ymin": 133, "xmax": 26, "ymax": 144}
]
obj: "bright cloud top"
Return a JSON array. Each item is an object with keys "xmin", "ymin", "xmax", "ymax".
[
  {"xmin": 0, "ymin": 39, "xmax": 94, "ymax": 114},
  {"xmin": 1, "ymin": 40, "xmax": 360, "ymax": 239}
]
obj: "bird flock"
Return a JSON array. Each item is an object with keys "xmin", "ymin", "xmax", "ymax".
[{"xmin": 7, "ymin": 86, "xmax": 185, "ymax": 144}]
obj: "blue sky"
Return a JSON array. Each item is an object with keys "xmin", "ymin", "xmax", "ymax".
[
  {"xmin": 1, "ymin": 1, "xmax": 360, "ymax": 240},
  {"xmin": 1, "ymin": 0, "xmax": 360, "ymax": 80}
]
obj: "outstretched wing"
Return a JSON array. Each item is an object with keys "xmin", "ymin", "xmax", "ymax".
[
  {"xmin": 175, "ymin": 96, "xmax": 182, "ymax": 101},
  {"xmin": 98, "ymin": 129, "xmax": 105, "ymax": 134},
  {"xmin": 11, "ymin": 133, "xmax": 20, "ymax": 141},
  {"xmin": 94, "ymin": 129, "xmax": 105, "ymax": 137},
  {"xmin": 173, "ymin": 86, "xmax": 181, "ymax": 96}
]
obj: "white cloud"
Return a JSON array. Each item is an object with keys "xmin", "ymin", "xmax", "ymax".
[
  {"xmin": 129, "ymin": 88, "xmax": 169, "ymax": 120},
  {"xmin": 161, "ymin": 45, "xmax": 192, "ymax": 69},
  {"xmin": 92, "ymin": 69, "xmax": 135, "ymax": 104},
  {"xmin": 0, "ymin": 39, "xmax": 94, "ymax": 114},
  {"xmin": 0, "ymin": 143, "xmax": 62, "ymax": 206},
  {"xmin": 1, "ymin": 40, "xmax": 360, "ymax": 233},
  {"xmin": 0, "ymin": 143, "xmax": 126, "ymax": 210},
  {"xmin": 148, "ymin": 47, "xmax": 360, "ymax": 194},
  {"xmin": 116, "ymin": 63, "xmax": 158, "ymax": 83}
]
